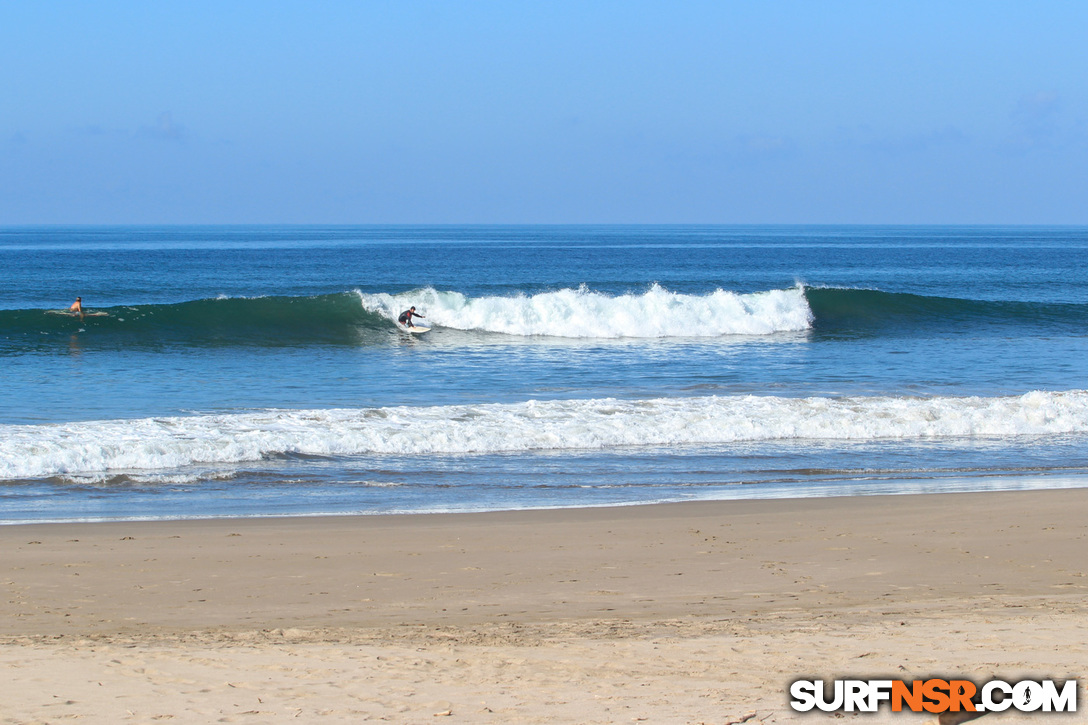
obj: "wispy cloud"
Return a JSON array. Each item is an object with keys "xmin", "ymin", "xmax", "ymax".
[
  {"xmin": 72, "ymin": 113, "xmax": 189, "ymax": 143},
  {"xmin": 1004, "ymin": 91, "xmax": 1085, "ymax": 153},
  {"xmin": 77, "ymin": 124, "xmax": 129, "ymax": 138},
  {"xmin": 1012, "ymin": 91, "xmax": 1060, "ymax": 145},
  {"xmin": 139, "ymin": 112, "xmax": 187, "ymax": 142},
  {"xmin": 865, "ymin": 127, "xmax": 967, "ymax": 155},
  {"xmin": 1014, "ymin": 91, "xmax": 1060, "ymax": 122},
  {"xmin": 740, "ymin": 134, "xmax": 791, "ymax": 153},
  {"xmin": 832, "ymin": 125, "xmax": 969, "ymax": 156},
  {"xmin": 729, "ymin": 134, "xmax": 797, "ymax": 162}
]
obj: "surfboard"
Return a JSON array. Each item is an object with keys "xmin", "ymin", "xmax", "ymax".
[
  {"xmin": 46, "ymin": 309, "xmax": 108, "ymax": 317},
  {"xmin": 397, "ymin": 324, "xmax": 431, "ymax": 334}
]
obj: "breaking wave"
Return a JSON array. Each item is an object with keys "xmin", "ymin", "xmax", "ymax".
[
  {"xmin": 356, "ymin": 284, "xmax": 811, "ymax": 337},
  {"xmin": 4, "ymin": 284, "xmax": 1084, "ymax": 350},
  {"xmin": 3, "ymin": 390, "xmax": 1087, "ymax": 481}
]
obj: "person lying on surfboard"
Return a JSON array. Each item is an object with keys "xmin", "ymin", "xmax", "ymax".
[
  {"xmin": 68, "ymin": 296, "xmax": 84, "ymax": 320},
  {"xmin": 398, "ymin": 306, "xmax": 425, "ymax": 328}
]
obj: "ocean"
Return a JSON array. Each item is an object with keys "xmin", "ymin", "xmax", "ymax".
[{"xmin": 2, "ymin": 225, "xmax": 1087, "ymax": 524}]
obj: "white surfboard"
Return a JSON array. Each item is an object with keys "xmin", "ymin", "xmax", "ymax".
[{"xmin": 397, "ymin": 324, "xmax": 430, "ymax": 334}]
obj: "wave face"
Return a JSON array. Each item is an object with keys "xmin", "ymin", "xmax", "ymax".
[
  {"xmin": 357, "ymin": 284, "xmax": 813, "ymax": 337},
  {"xmin": 0, "ymin": 293, "xmax": 386, "ymax": 347},
  {"xmin": 4, "ymin": 390, "xmax": 1087, "ymax": 481},
  {"xmin": 5, "ymin": 285, "xmax": 1086, "ymax": 350},
  {"xmin": 805, "ymin": 287, "xmax": 1088, "ymax": 333}
]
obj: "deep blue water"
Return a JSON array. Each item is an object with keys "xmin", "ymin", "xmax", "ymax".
[{"xmin": 2, "ymin": 225, "xmax": 1088, "ymax": 523}]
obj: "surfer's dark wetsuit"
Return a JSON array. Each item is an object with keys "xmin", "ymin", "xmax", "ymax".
[{"xmin": 398, "ymin": 307, "xmax": 424, "ymax": 327}]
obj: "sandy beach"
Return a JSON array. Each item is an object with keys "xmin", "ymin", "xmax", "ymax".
[{"xmin": 2, "ymin": 488, "xmax": 1086, "ymax": 723}]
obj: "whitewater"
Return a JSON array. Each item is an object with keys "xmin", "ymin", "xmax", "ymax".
[
  {"xmin": 4, "ymin": 390, "xmax": 1088, "ymax": 482},
  {"xmin": 357, "ymin": 284, "xmax": 813, "ymax": 338}
]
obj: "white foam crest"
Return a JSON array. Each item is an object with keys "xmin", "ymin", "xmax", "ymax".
[
  {"xmin": 3, "ymin": 390, "xmax": 1088, "ymax": 480},
  {"xmin": 356, "ymin": 284, "xmax": 812, "ymax": 337}
]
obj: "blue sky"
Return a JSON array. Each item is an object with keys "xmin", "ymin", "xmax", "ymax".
[{"xmin": 2, "ymin": 1, "xmax": 1086, "ymax": 224}]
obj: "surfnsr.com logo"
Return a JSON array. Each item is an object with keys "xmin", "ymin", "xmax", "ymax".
[{"xmin": 789, "ymin": 678, "xmax": 1077, "ymax": 714}]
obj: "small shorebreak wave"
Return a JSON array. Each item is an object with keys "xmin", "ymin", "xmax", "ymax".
[{"xmin": 3, "ymin": 389, "xmax": 1087, "ymax": 481}]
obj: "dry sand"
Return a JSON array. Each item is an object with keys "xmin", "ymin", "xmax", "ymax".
[{"xmin": 2, "ymin": 489, "xmax": 1086, "ymax": 723}]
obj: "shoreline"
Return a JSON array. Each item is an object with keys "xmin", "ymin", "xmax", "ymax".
[
  {"xmin": 4, "ymin": 488, "xmax": 1086, "ymax": 722},
  {"xmin": 5, "ymin": 472, "xmax": 1087, "ymax": 528}
]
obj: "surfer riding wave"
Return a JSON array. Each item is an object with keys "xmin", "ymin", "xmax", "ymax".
[{"xmin": 398, "ymin": 306, "xmax": 425, "ymax": 328}]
